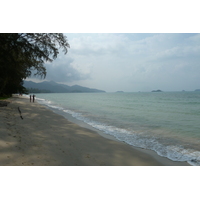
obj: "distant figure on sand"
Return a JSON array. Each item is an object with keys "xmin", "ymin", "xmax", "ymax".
[
  {"xmin": 30, "ymin": 95, "xmax": 32, "ymax": 102},
  {"xmin": 33, "ymin": 94, "xmax": 35, "ymax": 103}
]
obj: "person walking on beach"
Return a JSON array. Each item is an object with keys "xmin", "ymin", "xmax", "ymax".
[
  {"xmin": 30, "ymin": 95, "xmax": 32, "ymax": 102},
  {"xmin": 33, "ymin": 94, "xmax": 35, "ymax": 103}
]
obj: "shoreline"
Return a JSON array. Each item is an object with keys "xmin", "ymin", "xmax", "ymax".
[
  {"xmin": 0, "ymin": 96, "xmax": 190, "ymax": 166},
  {"xmin": 37, "ymin": 97, "xmax": 192, "ymax": 166}
]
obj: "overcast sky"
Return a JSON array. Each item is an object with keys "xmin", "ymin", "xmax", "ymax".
[{"xmin": 28, "ymin": 33, "xmax": 200, "ymax": 92}]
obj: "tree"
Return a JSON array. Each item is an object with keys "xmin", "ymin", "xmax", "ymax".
[{"xmin": 0, "ymin": 33, "xmax": 70, "ymax": 96}]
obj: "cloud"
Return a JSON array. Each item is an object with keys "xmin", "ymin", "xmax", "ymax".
[
  {"xmin": 187, "ymin": 33, "xmax": 200, "ymax": 43},
  {"xmin": 29, "ymin": 33, "xmax": 200, "ymax": 92},
  {"xmin": 68, "ymin": 33, "xmax": 129, "ymax": 56},
  {"xmin": 44, "ymin": 54, "xmax": 91, "ymax": 83}
]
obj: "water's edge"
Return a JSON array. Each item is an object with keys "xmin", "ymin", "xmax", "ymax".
[{"xmin": 36, "ymin": 98, "xmax": 191, "ymax": 166}]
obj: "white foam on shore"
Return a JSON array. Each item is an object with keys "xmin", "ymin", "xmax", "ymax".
[{"xmin": 36, "ymin": 97, "xmax": 198, "ymax": 165}]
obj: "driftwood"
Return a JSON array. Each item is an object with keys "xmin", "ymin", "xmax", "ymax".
[{"xmin": 18, "ymin": 107, "xmax": 23, "ymax": 119}]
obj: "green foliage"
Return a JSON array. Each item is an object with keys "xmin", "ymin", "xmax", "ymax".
[
  {"xmin": 0, "ymin": 97, "xmax": 9, "ymax": 100},
  {"xmin": 0, "ymin": 33, "xmax": 70, "ymax": 96}
]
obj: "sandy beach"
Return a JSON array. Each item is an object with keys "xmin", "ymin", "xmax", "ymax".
[{"xmin": 0, "ymin": 96, "xmax": 190, "ymax": 166}]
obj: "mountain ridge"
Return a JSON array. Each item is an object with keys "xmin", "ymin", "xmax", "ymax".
[{"xmin": 23, "ymin": 80, "xmax": 106, "ymax": 93}]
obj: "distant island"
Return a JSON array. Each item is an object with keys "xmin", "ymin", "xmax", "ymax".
[
  {"xmin": 151, "ymin": 90, "xmax": 162, "ymax": 92},
  {"xmin": 195, "ymin": 89, "xmax": 200, "ymax": 91},
  {"xmin": 24, "ymin": 81, "xmax": 106, "ymax": 93}
]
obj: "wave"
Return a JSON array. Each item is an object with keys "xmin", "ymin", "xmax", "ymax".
[{"xmin": 36, "ymin": 98, "xmax": 200, "ymax": 166}]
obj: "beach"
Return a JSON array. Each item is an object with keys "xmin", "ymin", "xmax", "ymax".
[{"xmin": 0, "ymin": 96, "xmax": 190, "ymax": 166}]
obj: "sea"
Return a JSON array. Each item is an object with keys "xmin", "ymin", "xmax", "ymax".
[{"xmin": 33, "ymin": 92, "xmax": 200, "ymax": 166}]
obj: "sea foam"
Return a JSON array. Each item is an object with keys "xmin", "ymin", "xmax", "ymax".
[{"xmin": 36, "ymin": 95, "xmax": 200, "ymax": 166}]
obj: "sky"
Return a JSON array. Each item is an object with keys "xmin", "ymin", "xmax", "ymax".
[{"xmin": 28, "ymin": 33, "xmax": 200, "ymax": 92}]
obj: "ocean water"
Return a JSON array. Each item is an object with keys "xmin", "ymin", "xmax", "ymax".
[{"xmin": 34, "ymin": 92, "xmax": 200, "ymax": 165}]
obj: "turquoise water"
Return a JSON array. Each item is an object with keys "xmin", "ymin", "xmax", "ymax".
[{"xmin": 35, "ymin": 92, "xmax": 200, "ymax": 165}]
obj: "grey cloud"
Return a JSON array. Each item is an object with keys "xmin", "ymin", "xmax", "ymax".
[
  {"xmin": 61, "ymin": 34, "xmax": 200, "ymax": 92},
  {"xmin": 44, "ymin": 55, "xmax": 91, "ymax": 82}
]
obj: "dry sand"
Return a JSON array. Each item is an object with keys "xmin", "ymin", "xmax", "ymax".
[{"xmin": 0, "ymin": 96, "xmax": 190, "ymax": 166}]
